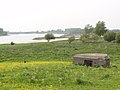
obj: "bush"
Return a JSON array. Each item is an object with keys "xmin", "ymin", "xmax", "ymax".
[
  {"xmin": 80, "ymin": 34, "xmax": 89, "ymax": 42},
  {"xmin": 90, "ymin": 34, "xmax": 100, "ymax": 41},
  {"xmin": 45, "ymin": 33, "xmax": 55, "ymax": 42},
  {"xmin": 115, "ymin": 32, "xmax": 120, "ymax": 43},
  {"xmin": 68, "ymin": 36, "xmax": 75, "ymax": 44},
  {"xmin": 104, "ymin": 31, "xmax": 116, "ymax": 42},
  {"xmin": 11, "ymin": 42, "xmax": 15, "ymax": 45}
]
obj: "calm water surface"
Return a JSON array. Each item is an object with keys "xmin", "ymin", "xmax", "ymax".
[{"xmin": 0, "ymin": 34, "xmax": 67, "ymax": 44}]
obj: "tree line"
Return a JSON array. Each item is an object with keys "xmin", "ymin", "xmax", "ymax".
[
  {"xmin": 44, "ymin": 21, "xmax": 120, "ymax": 43},
  {"xmin": 81, "ymin": 21, "xmax": 120, "ymax": 43}
]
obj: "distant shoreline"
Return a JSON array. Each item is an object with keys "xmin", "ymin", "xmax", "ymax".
[{"xmin": 0, "ymin": 34, "xmax": 68, "ymax": 44}]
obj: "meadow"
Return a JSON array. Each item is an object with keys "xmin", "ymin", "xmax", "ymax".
[{"xmin": 0, "ymin": 40, "xmax": 120, "ymax": 90}]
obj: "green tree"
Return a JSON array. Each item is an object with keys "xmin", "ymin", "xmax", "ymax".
[
  {"xmin": 115, "ymin": 32, "xmax": 120, "ymax": 43},
  {"xmin": 94, "ymin": 21, "xmax": 107, "ymax": 36},
  {"xmin": 104, "ymin": 31, "xmax": 116, "ymax": 42},
  {"xmin": 68, "ymin": 36, "xmax": 75, "ymax": 44},
  {"xmin": 45, "ymin": 33, "xmax": 55, "ymax": 42},
  {"xmin": 84, "ymin": 24, "xmax": 93, "ymax": 35}
]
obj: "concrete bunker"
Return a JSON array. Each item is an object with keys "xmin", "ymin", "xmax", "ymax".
[{"xmin": 73, "ymin": 53, "xmax": 110, "ymax": 67}]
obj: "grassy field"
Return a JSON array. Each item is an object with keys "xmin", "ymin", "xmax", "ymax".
[{"xmin": 0, "ymin": 40, "xmax": 120, "ymax": 90}]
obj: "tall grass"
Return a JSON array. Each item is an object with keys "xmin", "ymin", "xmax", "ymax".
[
  {"xmin": 0, "ymin": 40, "xmax": 120, "ymax": 62},
  {"xmin": 0, "ymin": 40, "xmax": 120, "ymax": 89}
]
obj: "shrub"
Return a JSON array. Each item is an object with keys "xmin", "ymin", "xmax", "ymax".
[
  {"xmin": 115, "ymin": 32, "xmax": 120, "ymax": 43},
  {"xmin": 104, "ymin": 31, "xmax": 116, "ymax": 42},
  {"xmin": 45, "ymin": 33, "xmax": 55, "ymax": 42},
  {"xmin": 68, "ymin": 36, "xmax": 75, "ymax": 44},
  {"xmin": 90, "ymin": 34, "xmax": 100, "ymax": 41},
  {"xmin": 11, "ymin": 42, "xmax": 15, "ymax": 45},
  {"xmin": 80, "ymin": 34, "xmax": 89, "ymax": 42}
]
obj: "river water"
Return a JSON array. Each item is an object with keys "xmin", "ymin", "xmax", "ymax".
[{"xmin": 0, "ymin": 34, "xmax": 67, "ymax": 44}]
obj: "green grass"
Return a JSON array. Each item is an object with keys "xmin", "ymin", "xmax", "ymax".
[
  {"xmin": 0, "ymin": 62, "xmax": 120, "ymax": 90},
  {"xmin": 0, "ymin": 40, "xmax": 120, "ymax": 90},
  {"xmin": 0, "ymin": 40, "xmax": 120, "ymax": 62}
]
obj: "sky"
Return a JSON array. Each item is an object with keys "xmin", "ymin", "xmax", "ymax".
[{"xmin": 0, "ymin": 0, "xmax": 120, "ymax": 32}]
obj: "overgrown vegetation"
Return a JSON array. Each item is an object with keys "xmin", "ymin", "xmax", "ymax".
[
  {"xmin": 80, "ymin": 34, "xmax": 89, "ymax": 42},
  {"xmin": 104, "ymin": 31, "xmax": 116, "ymax": 42},
  {"xmin": 81, "ymin": 21, "xmax": 120, "ymax": 43},
  {"xmin": 0, "ymin": 61, "xmax": 120, "ymax": 90},
  {"xmin": 115, "ymin": 32, "xmax": 120, "ymax": 43},
  {"xmin": 68, "ymin": 36, "xmax": 75, "ymax": 44},
  {"xmin": 0, "ymin": 39, "xmax": 120, "ymax": 89},
  {"xmin": 0, "ymin": 40, "xmax": 120, "ymax": 62}
]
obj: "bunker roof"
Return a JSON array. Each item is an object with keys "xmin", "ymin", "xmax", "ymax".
[{"xmin": 74, "ymin": 53, "xmax": 109, "ymax": 60}]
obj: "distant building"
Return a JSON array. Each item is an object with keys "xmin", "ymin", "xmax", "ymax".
[{"xmin": 73, "ymin": 53, "xmax": 110, "ymax": 67}]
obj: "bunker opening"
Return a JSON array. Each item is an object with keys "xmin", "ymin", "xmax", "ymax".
[{"xmin": 84, "ymin": 60, "xmax": 93, "ymax": 66}]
